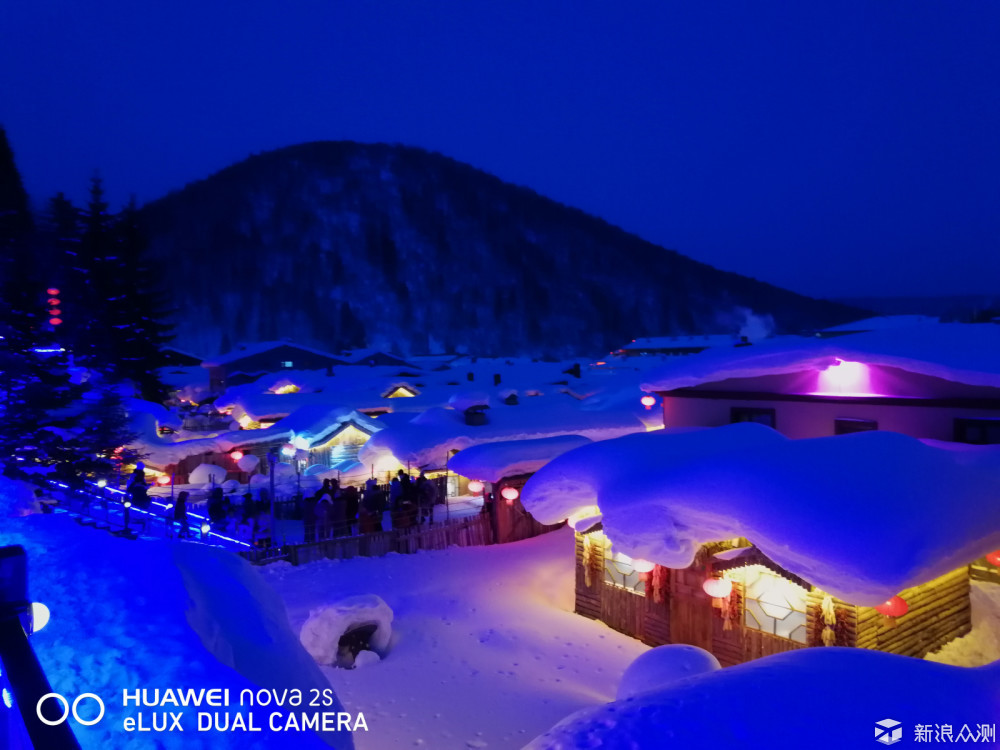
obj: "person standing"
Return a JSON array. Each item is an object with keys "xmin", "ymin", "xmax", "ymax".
[
  {"xmin": 418, "ymin": 473, "xmax": 438, "ymax": 525},
  {"xmin": 173, "ymin": 491, "xmax": 190, "ymax": 537},
  {"xmin": 126, "ymin": 462, "xmax": 149, "ymax": 509}
]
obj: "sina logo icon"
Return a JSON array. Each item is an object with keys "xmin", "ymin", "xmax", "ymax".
[{"xmin": 875, "ymin": 719, "xmax": 903, "ymax": 745}]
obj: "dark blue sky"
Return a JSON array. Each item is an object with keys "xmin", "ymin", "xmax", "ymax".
[{"xmin": 2, "ymin": 2, "xmax": 997, "ymax": 299}]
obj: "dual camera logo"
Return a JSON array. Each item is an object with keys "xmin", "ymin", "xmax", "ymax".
[{"xmin": 36, "ymin": 693, "xmax": 105, "ymax": 727}]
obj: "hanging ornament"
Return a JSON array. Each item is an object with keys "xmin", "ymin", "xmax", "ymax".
[
  {"xmin": 702, "ymin": 577, "xmax": 733, "ymax": 599},
  {"xmin": 640, "ymin": 395, "xmax": 656, "ymax": 410},
  {"xmin": 231, "ymin": 450, "xmax": 244, "ymax": 461},
  {"xmin": 500, "ymin": 486, "xmax": 519, "ymax": 502},
  {"xmin": 822, "ymin": 625, "xmax": 836, "ymax": 647},
  {"xmin": 986, "ymin": 550, "xmax": 1000, "ymax": 567},
  {"xmin": 467, "ymin": 480, "xmax": 484, "ymax": 494},
  {"xmin": 874, "ymin": 595, "xmax": 908, "ymax": 618},
  {"xmin": 821, "ymin": 595, "xmax": 837, "ymax": 626}
]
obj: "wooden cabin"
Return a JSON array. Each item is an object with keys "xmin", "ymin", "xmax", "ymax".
[{"xmin": 573, "ymin": 527, "xmax": 971, "ymax": 666}]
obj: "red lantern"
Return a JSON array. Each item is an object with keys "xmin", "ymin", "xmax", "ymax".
[
  {"xmin": 500, "ymin": 486, "xmax": 519, "ymax": 502},
  {"xmin": 702, "ymin": 577, "xmax": 732, "ymax": 598},
  {"xmin": 986, "ymin": 550, "xmax": 1000, "ymax": 567},
  {"xmin": 46, "ymin": 288, "xmax": 59, "ymax": 296},
  {"xmin": 49, "ymin": 318, "xmax": 63, "ymax": 326},
  {"xmin": 467, "ymin": 480, "xmax": 484, "ymax": 494},
  {"xmin": 47, "ymin": 298, "xmax": 60, "ymax": 306},
  {"xmin": 640, "ymin": 395, "xmax": 656, "ymax": 410},
  {"xmin": 156, "ymin": 475, "xmax": 171, "ymax": 485},
  {"xmin": 49, "ymin": 308, "xmax": 61, "ymax": 316},
  {"xmin": 231, "ymin": 450, "xmax": 244, "ymax": 461},
  {"xmin": 874, "ymin": 595, "xmax": 908, "ymax": 618}
]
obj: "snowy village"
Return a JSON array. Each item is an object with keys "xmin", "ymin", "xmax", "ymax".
[{"xmin": 2, "ymin": 4, "xmax": 1000, "ymax": 750}]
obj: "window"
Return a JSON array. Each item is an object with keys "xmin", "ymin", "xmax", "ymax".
[
  {"xmin": 954, "ymin": 418, "xmax": 1000, "ymax": 445},
  {"xmin": 730, "ymin": 407, "xmax": 776, "ymax": 429},
  {"xmin": 603, "ymin": 548, "xmax": 645, "ymax": 594},
  {"xmin": 733, "ymin": 566, "xmax": 808, "ymax": 643},
  {"xmin": 835, "ymin": 418, "xmax": 878, "ymax": 435},
  {"xmin": 281, "ymin": 361, "xmax": 294, "ymax": 368}
]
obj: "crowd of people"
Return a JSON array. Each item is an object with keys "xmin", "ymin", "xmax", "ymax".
[
  {"xmin": 304, "ymin": 469, "xmax": 441, "ymax": 542},
  {"xmin": 120, "ymin": 463, "xmax": 445, "ymax": 545}
]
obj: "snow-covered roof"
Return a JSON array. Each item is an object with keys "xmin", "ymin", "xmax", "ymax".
[
  {"xmin": 359, "ymin": 401, "xmax": 646, "ymax": 471},
  {"xmin": 203, "ymin": 341, "xmax": 346, "ymax": 368},
  {"xmin": 448, "ymin": 435, "xmax": 593, "ymax": 482},
  {"xmin": 525, "ymin": 648, "xmax": 1000, "ymax": 749},
  {"xmin": 641, "ymin": 322, "xmax": 1000, "ymax": 392},
  {"xmin": 522, "ymin": 424, "xmax": 1000, "ymax": 605},
  {"xmin": 134, "ymin": 404, "xmax": 380, "ymax": 467}
]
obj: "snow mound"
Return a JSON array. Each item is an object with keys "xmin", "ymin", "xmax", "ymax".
[
  {"xmin": 0, "ymin": 509, "xmax": 351, "ymax": 749},
  {"xmin": 448, "ymin": 391, "xmax": 491, "ymax": 411},
  {"xmin": 300, "ymin": 594, "xmax": 394, "ymax": 667},
  {"xmin": 448, "ymin": 435, "xmax": 593, "ymax": 483},
  {"xmin": 616, "ymin": 645, "xmax": 720, "ymax": 700},
  {"xmin": 0, "ymin": 476, "xmax": 43, "ymax": 517},
  {"xmin": 525, "ymin": 649, "xmax": 1000, "ymax": 749},
  {"xmin": 353, "ymin": 650, "xmax": 381, "ymax": 668},
  {"xmin": 237, "ymin": 453, "xmax": 260, "ymax": 473},
  {"xmin": 188, "ymin": 463, "xmax": 227, "ymax": 485},
  {"xmin": 523, "ymin": 425, "xmax": 1000, "ymax": 605}
]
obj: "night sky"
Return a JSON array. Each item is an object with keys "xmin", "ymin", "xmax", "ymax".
[{"xmin": 2, "ymin": 1, "xmax": 997, "ymax": 299}]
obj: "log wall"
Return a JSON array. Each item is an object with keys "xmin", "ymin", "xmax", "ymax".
[{"xmin": 855, "ymin": 567, "xmax": 971, "ymax": 658}]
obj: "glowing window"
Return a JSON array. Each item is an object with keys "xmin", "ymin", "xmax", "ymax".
[
  {"xmin": 281, "ymin": 361, "xmax": 294, "ymax": 368},
  {"xmin": 735, "ymin": 566, "xmax": 808, "ymax": 643},
  {"xmin": 603, "ymin": 548, "xmax": 645, "ymax": 595}
]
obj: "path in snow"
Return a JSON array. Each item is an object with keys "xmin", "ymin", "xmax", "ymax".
[{"xmin": 261, "ymin": 527, "xmax": 648, "ymax": 750}]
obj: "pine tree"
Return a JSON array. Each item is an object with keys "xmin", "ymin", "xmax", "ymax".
[
  {"xmin": 73, "ymin": 182, "xmax": 174, "ymax": 400},
  {"xmin": 0, "ymin": 130, "xmax": 137, "ymax": 480},
  {"xmin": 112, "ymin": 197, "xmax": 174, "ymax": 400}
]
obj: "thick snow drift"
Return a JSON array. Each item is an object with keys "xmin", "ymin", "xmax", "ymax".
[
  {"xmin": 447, "ymin": 435, "xmax": 593, "ymax": 482},
  {"xmin": 616, "ymin": 645, "xmax": 720, "ymax": 700},
  {"xmin": 525, "ymin": 648, "xmax": 1000, "ymax": 749},
  {"xmin": 522, "ymin": 424, "xmax": 1000, "ymax": 605},
  {"xmin": 0, "ymin": 478, "xmax": 353, "ymax": 749}
]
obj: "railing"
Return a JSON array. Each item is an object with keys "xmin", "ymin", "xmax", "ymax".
[
  {"xmin": 242, "ymin": 513, "xmax": 494, "ymax": 566},
  {"xmin": 42, "ymin": 480, "xmax": 254, "ymax": 552}
]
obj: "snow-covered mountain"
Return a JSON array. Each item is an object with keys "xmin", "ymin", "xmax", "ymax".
[{"xmin": 139, "ymin": 142, "xmax": 863, "ymax": 357}]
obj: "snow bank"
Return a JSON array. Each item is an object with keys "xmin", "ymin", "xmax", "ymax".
[
  {"xmin": 299, "ymin": 595, "xmax": 393, "ymax": 666},
  {"xmin": 523, "ymin": 425, "xmax": 1000, "ymax": 605},
  {"xmin": 616, "ymin": 645, "xmax": 720, "ymax": 700},
  {"xmin": 448, "ymin": 435, "xmax": 593, "ymax": 482},
  {"xmin": 641, "ymin": 321, "xmax": 1000, "ymax": 392},
  {"xmin": 525, "ymin": 648, "xmax": 1000, "ymax": 749},
  {"xmin": 0, "ymin": 476, "xmax": 43, "ymax": 517},
  {"xmin": 0, "ymin": 506, "xmax": 352, "ymax": 749},
  {"xmin": 188, "ymin": 463, "xmax": 227, "ymax": 485}
]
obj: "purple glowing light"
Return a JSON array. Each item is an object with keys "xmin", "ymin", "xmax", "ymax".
[{"xmin": 814, "ymin": 359, "xmax": 877, "ymax": 397}]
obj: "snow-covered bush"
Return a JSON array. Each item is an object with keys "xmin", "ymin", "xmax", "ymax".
[
  {"xmin": 237, "ymin": 453, "xmax": 260, "ymax": 473},
  {"xmin": 616, "ymin": 645, "xmax": 720, "ymax": 700}
]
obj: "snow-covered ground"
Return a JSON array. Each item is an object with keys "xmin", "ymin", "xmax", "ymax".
[
  {"xmin": 927, "ymin": 581, "xmax": 1000, "ymax": 667},
  {"xmin": 262, "ymin": 526, "xmax": 648, "ymax": 749}
]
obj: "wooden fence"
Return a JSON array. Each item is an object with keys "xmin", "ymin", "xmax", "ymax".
[{"xmin": 240, "ymin": 513, "xmax": 494, "ymax": 566}]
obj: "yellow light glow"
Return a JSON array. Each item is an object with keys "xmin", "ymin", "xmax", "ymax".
[
  {"xmin": 273, "ymin": 384, "xmax": 300, "ymax": 395},
  {"xmin": 385, "ymin": 386, "xmax": 417, "ymax": 398}
]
